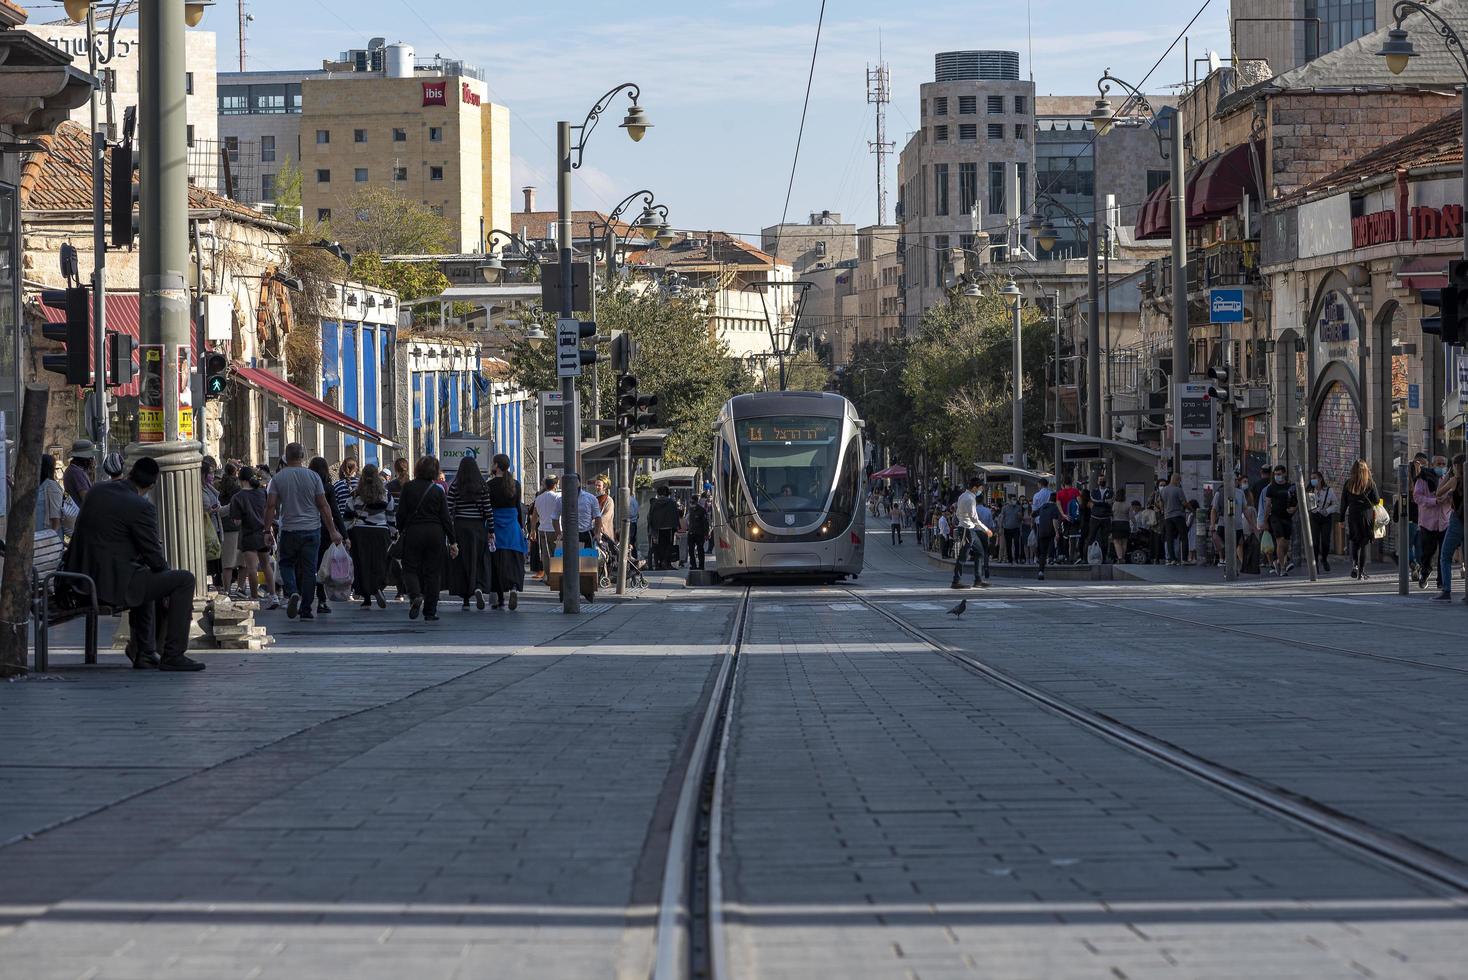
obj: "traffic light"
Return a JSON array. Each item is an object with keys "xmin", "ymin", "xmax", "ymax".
[
  {"xmin": 40, "ymin": 286, "xmax": 90, "ymax": 385},
  {"xmin": 1420, "ymin": 286, "xmax": 1445, "ymax": 337},
  {"xmin": 1446, "ymin": 260, "xmax": 1468, "ymax": 345},
  {"xmin": 577, "ymin": 319, "xmax": 597, "ymax": 369},
  {"xmin": 110, "ymin": 142, "xmax": 139, "ymax": 248},
  {"xmin": 204, "ymin": 351, "xmax": 229, "ymax": 399},
  {"xmin": 1205, "ymin": 364, "xmax": 1232, "ymax": 405},
  {"xmin": 107, "ymin": 332, "xmax": 136, "ymax": 388},
  {"xmin": 635, "ymin": 392, "xmax": 658, "ymax": 429},
  {"xmin": 616, "ymin": 374, "xmax": 638, "ymax": 432}
]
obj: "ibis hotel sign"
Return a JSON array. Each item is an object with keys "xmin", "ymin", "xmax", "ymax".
[
  {"xmin": 423, "ymin": 80, "xmax": 482, "ymax": 108},
  {"xmin": 1351, "ymin": 204, "xmax": 1464, "ymax": 249}
]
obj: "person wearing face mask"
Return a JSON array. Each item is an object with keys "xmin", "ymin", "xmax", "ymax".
[
  {"xmin": 1431, "ymin": 454, "xmax": 1464, "ymax": 601},
  {"xmin": 1086, "ymin": 474, "xmax": 1115, "ymax": 562},
  {"xmin": 1413, "ymin": 455, "xmax": 1448, "ymax": 591},
  {"xmin": 1307, "ymin": 470, "xmax": 1338, "ymax": 573},
  {"xmin": 1260, "ymin": 464, "xmax": 1299, "ymax": 577}
]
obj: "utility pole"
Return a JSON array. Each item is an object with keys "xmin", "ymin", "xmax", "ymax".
[
  {"xmin": 1168, "ymin": 105, "xmax": 1188, "ymax": 474},
  {"xmin": 86, "ymin": 4, "xmax": 107, "ymax": 468},
  {"xmin": 866, "ymin": 60, "xmax": 893, "ymax": 224},
  {"xmin": 557, "ymin": 120, "xmax": 582, "ymax": 614},
  {"xmin": 237, "ymin": 0, "xmax": 250, "ymax": 71},
  {"xmin": 137, "ymin": 0, "xmax": 207, "ymax": 594}
]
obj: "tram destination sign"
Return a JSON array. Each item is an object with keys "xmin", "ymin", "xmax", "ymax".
[{"xmin": 741, "ymin": 419, "xmax": 837, "ymax": 443}]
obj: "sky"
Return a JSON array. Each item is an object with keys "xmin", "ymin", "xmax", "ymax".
[{"xmin": 87, "ymin": 0, "xmax": 1230, "ymax": 239}]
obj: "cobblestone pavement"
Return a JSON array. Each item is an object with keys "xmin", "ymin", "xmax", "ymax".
[
  {"xmin": 0, "ymin": 591, "xmax": 732, "ymax": 980},
  {"xmin": 4, "ymin": 538, "xmax": 1467, "ymax": 979},
  {"xmin": 718, "ymin": 539, "xmax": 1468, "ymax": 979}
]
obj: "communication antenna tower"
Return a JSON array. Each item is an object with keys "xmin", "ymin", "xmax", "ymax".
[{"xmin": 866, "ymin": 61, "xmax": 893, "ymax": 224}]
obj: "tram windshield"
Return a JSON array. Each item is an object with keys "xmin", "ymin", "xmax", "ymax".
[{"xmin": 734, "ymin": 416, "xmax": 844, "ymax": 524}]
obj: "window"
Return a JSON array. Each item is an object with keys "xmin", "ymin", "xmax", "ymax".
[
  {"xmin": 1015, "ymin": 124, "xmax": 1026, "ymax": 140},
  {"xmin": 429, "ymin": 127, "xmax": 443, "ymax": 142},
  {"xmin": 185, "ymin": 72, "xmax": 194, "ymax": 95},
  {"xmin": 353, "ymin": 129, "xmax": 367, "ymax": 143},
  {"xmin": 393, "ymin": 166, "xmax": 408, "ymax": 181},
  {"xmin": 934, "ymin": 124, "xmax": 948, "ymax": 142},
  {"xmin": 316, "ymin": 169, "xmax": 330, "ymax": 183},
  {"xmin": 1018, "ymin": 162, "xmax": 1029, "ymax": 214},
  {"xmin": 224, "ymin": 135, "xmax": 238, "ymax": 162},
  {"xmin": 987, "ymin": 95, "xmax": 1003, "ymax": 113},
  {"xmin": 430, "ymin": 205, "xmax": 444, "ymax": 216},
  {"xmin": 355, "ymin": 167, "xmax": 368, "ymax": 182},
  {"xmin": 317, "ymin": 208, "xmax": 331, "ymax": 222},
  {"xmin": 261, "ymin": 135, "xmax": 275, "ymax": 162},
  {"xmin": 1147, "ymin": 169, "xmax": 1170, "ymax": 194},
  {"xmin": 933, "ymin": 163, "xmax": 949, "ymax": 216},
  {"xmin": 988, "ymin": 163, "xmax": 1006, "ymax": 221},
  {"xmin": 959, "ymin": 162, "xmax": 978, "ymax": 215},
  {"xmin": 988, "ymin": 123, "xmax": 1004, "ymax": 140},
  {"xmin": 392, "ymin": 128, "xmax": 407, "ymax": 142},
  {"xmin": 429, "ymin": 166, "xmax": 444, "ymax": 181},
  {"xmin": 186, "ymin": 124, "xmax": 194, "ymax": 148},
  {"xmin": 933, "ymin": 96, "xmax": 948, "ymax": 115},
  {"xmin": 315, "ymin": 129, "xmax": 330, "ymax": 144},
  {"xmin": 1014, "ymin": 95, "xmax": 1027, "ymax": 113},
  {"xmin": 220, "ymin": 92, "xmax": 247, "ymax": 114},
  {"xmin": 260, "ymin": 173, "xmax": 276, "ymax": 201},
  {"xmin": 934, "ymin": 235, "xmax": 949, "ymax": 288},
  {"xmin": 958, "ymin": 123, "xmax": 977, "ymax": 141},
  {"xmin": 958, "ymin": 95, "xmax": 977, "ymax": 114}
]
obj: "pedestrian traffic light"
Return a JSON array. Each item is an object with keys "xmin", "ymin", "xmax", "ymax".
[
  {"xmin": 204, "ymin": 351, "xmax": 229, "ymax": 399},
  {"xmin": 110, "ymin": 142, "xmax": 139, "ymax": 248},
  {"xmin": 635, "ymin": 392, "xmax": 658, "ymax": 429},
  {"xmin": 40, "ymin": 286, "xmax": 90, "ymax": 385},
  {"xmin": 1205, "ymin": 364, "xmax": 1231, "ymax": 404},
  {"xmin": 1421, "ymin": 286, "xmax": 1445, "ymax": 337},
  {"xmin": 616, "ymin": 374, "xmax": 638, "ymax": 432},
  {"xmin": 106, "ymin": 332, "xmax": 136, "ymax": 387}
]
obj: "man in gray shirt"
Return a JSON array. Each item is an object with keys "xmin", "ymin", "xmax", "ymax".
[
  {"xmin": 263, "ymin": 442, "xmax": 342, "ymax": 620},
  {"xmin": 1160, "ymin": 472, "xmax": 1188, "ymax": 565}
]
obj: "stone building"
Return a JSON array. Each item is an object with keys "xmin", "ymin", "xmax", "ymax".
[
  {"xmin": 760, "ymin": 210, "xmax": 856, "ymax": 276},
  {"xmin": 1232, "ymin": 0, "xmax": 1394, "ymax": 77}
]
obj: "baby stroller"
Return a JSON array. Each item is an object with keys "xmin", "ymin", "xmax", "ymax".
[{"xmin": 598, "ymin": 535, "xmax": 648, "ymax": 591}]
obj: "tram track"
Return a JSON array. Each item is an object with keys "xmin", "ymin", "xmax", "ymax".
[
  {"xmin": 651, "ymin": 586, "xmax": 749, "ymax": 980},
  {"xmin": 839, "ymin": 587, "xmax": 1468, "ymax": 896}
]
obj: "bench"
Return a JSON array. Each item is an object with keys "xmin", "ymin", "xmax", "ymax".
[{"xmin": 16, "ymin": 532, "xmax": 115, "ymax": 672}]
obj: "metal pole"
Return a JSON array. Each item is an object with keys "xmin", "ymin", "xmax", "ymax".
[
  {"xmin": 1296, "ymin": 465, "xmax": 1318, "ymax": 582},
  {"xmin": 1053, "ymin": 288, "xmax": 1062, "ymax": 477},
  {"xmin": 1223, "ymin": 346, "xmax": 1237, "ymax": 581},
  {"xmin": 1087, "ymin": 132, "xmax": 1102, "ymax": 438},
  {"xmin": 1012, "ymin": 293, "xmax": 1024, "ymax": 468},
  {"xmin": 1462, "ymin": 85, "xmax": 1468, "ymax": 264},
  {"xmin": 1170, "ymin": 110, "xmax": 1188, "ymax": 473},
  {"xmin": 137, "ymin": 0, "xmax": 206, "ymax": 594},
  {"xmin": 1103, "ymin": 223, "xmax": 1112, "ymax": 435},
  {"xmin": 557, "ymin": 120, "xmax": 580, "ymax": 613},
  {"xmin": 616, "ymin": 431, "xmax": 630, "ymax": 594},
  {"xmin": 1397, "ymin": 462, "xmax": 1410, "ymax": 595},
  {"xmin": 87, "ymin": 6, "xmax": 107, "ymax": 463}
]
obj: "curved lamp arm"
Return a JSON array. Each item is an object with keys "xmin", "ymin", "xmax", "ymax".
[
  {"xmin": 1383, "ymin": 1, "xmax": 1468, "ymax": 82},
  {"xmin": 1096, "ymin": 69, "xmax": 1156, "ymax": 122},
  {"xmin": 607, "ymin": 189, "xmax": 656, "ymax": 225},
  {"xmin": 485, "ymin": 228, "xmax": 539, "ymax": 262},
  {"xmin": 571, "ymin": 82, "xmax": 644, "ymax": 170},
  {"xmin": 1095, "ymin": 69, "xmax": 1168, "ymax": 158},
  {"xmin": 1031, "ymin": 195, "xmax": 1092, "ymax": 247}
]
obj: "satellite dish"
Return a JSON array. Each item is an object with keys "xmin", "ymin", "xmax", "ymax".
[{"xmin": 1207, "ymin": 50, "xmax": 1222, "ymax": 73}]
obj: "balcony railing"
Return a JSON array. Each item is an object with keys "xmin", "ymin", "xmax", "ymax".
[{"xmin": 1149, "ymin": 239, "xmax": 1261, "ymax": 298}]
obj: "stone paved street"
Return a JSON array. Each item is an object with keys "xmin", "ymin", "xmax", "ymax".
[{"xmin": 2, "ymin": 538, "xmax": 1467, "ymax": 978}]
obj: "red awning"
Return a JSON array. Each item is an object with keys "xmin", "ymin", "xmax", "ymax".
[
  {"xmin": 1190, "ymin": 141, "xmax": 1262, "ymax": 222},
  {"xmin": 34, "ymin": 293, "xmax": 198, "ymax": 397},
  {"xmin": 1397, "ymin": 256, "xmax": 1449, "ymax": 291},
  {"xmin": 231, "ymin": 362, "xmax": 397, "ymax": 448},
  {"xmin": 870, "ymin": 464, "xmax": 908, "ymax": 480},
  {"xmin": 1134, "ymin": 182, "xmax": 1172, "ymax": 240}
]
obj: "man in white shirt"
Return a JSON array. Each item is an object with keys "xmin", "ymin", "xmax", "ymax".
[
  {"xmin": 532, "ymin": 475, "xmax": 560, "ymax": 580},
  {"xmin": 951, "ymin": 476, "xmax": 994, "ymax": 589},
  {"xmin": 560, "ymin": 483, "xmax": 602, "ymax": 549},
  {"xmin": 1031, "ymin": 478, "xmax": 1052, "ymax": 511},
  {"xmin": 974, "ymin": 492, "xmax": 996, "ymax": 580}
]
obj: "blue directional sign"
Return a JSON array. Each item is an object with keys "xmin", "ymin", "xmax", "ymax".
[{"xmin": 1209, "ymin": 288, "xmax": 1245, "ymax": 323}]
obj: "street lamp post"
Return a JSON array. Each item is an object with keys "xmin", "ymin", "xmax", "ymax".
[
  {"xmin": 1001, "ymin": 278, "xmax": 1025, "ymax": 468},
  {"xmin": 1378, "ymin": 2, "xmax": 1468, "ymax": 267},
  {"xmin": 556, "ymin": 83, "xmax": 649, "ymax": 614},
  {"xmin": 133, "ymin": 0, "xmax": 214, "ymax": 594}
]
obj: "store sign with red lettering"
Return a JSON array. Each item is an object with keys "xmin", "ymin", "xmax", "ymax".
[
  {"xmin": 460, "ymin": 82, "xmax": 481, "ymax": 107},
  {"xmin": 422, "ymin": 81, "xmax": 446, "ymax": 106},
  {"xmin": 1352, "ymin": 204, "xmax": 1464, "ymax": 248}
]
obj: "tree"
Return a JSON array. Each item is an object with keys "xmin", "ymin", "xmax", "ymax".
[
  {"xmin": 506, "ymin": 290, "xmax": 754, "ymax": 473},
  {"xmin": 842, "ymin": 339, "xmax": 917, "ymax": 465},
  {"xmin": 901, "ymin": 293, "xmax": 1052, "ymax": 469},
  {"xmin": 348, "ymin": 252, "xmax": 450, "ymax": 305},
  {"xmin": 782, "ymin": 349, "xmax": 831, "ymax": 392},
  {"xmin": 274, "ymin": 157, "xmax": 304, "ymax": 230},
  {"xmin": 336, "ymin": 185, "xmax": 452, "ymax": 256}
]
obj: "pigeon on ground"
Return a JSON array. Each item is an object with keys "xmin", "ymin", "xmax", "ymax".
[{"xmin": 947, "ymin": 599, "xmax": 967, "ymax": 618}]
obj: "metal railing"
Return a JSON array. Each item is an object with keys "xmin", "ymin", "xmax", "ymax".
[{"xmin": 1151, "ymin": 239, "xmax": 1261, "ymax": 297}]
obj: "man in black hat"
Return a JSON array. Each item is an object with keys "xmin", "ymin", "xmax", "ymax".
[
  {"xmin": 63, "ymin": 457, "xmax": 205, "ymax": 671},
  {"xmin": 63, "ymin": 439, "xmax": 94, "ymax": 506}
]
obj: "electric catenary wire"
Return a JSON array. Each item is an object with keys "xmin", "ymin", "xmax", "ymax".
[{"xmin": 769, "ymin": 0, "xmax": 829, "ymax": 265}]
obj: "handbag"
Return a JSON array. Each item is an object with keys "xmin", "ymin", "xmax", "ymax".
[
  {"xmin": 203, "ymin": 518, "xmax": 222, "ymax": 561},
  {"xmin": 387, "ymin": 485, "xmax": 436, "ymax": 560},
  {"xmin": 60, "ymin": 493, "xmax": 79, "ymax": 534}
]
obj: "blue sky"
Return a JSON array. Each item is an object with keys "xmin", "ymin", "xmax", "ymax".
[{"xmin": 212, "ymin": 0, "xmax": 1230, "ymax": 238}]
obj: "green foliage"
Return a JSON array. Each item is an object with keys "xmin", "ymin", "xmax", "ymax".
[
  {"xmin": 842, "ymin": 339, "xmax": 918, "ymax": 465},
  {"xmin": 348, "ymin": 253, "xmax": 450, "ymax": 305},
  {"xmin": 901, "ymin": 294, "xmax": 1053, "ymax": 468},
  {"xmin": 506, "ymin": 290, "xmax": 755, "ymax": 473},
  {"xmin": 336, "ymin": 185, "xmax": 452, "ymax": 256},
  {"xmin": 781, "ymin": 349, "xmax": 831, "ymax": 392},
  {"xmin": 275, "ymin": 157, "xmax": 304, "ymax": 230}
]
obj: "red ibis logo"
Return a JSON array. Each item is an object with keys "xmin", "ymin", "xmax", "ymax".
[{"xmin": 461, "ymin": 82, "xmax": 481, "ymax": 107}]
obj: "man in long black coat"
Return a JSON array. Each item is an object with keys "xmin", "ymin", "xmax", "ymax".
[{"xmin": 63, "ymin": 457, "xmax": 204, "ymax": 671}]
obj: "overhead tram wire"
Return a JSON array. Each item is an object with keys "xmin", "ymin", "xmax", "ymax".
[{"xmin": 769, "ymin": 0, "xmax": 829, "ymax": 264}]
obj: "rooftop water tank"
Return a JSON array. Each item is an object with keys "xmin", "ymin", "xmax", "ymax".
[{"xmin": 385, "ymin": 42, "xmax": 414, "ymax": 79}]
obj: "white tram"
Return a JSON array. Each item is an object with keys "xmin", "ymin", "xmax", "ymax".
[{"xmin": 709, "ymin": 391, "xmax": 866, "ymax": 581}]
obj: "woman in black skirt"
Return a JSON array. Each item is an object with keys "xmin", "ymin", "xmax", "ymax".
[
  {"xmin": 396, "ymin": 456, "xmax": 457, "ymax": 620},
  {"xmin": 445, "ymin": 456, "xmax": 493, "ymax": 610},
  {"xmin": 488, "ymin": 453, "xmax": 528, "ymax": 610},
  {"xmin": 347, "ymin": 463, "xmax": 394, "ymax": 608},
  {"xmin": 308, "ymin": 456, "xmax": 348, "ymax": 613}
]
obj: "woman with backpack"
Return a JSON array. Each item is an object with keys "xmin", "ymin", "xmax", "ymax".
[
  {"xmin": 397, "ymin": 456, "xmax": 458, "ymax": 620},
  {"xmin": 1341, "ymin": 459, "xmax": 1380, "ymax": 581}
]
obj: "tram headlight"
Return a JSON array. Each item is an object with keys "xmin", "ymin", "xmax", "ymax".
[{"xmin": 747, "ymin": 520, "xmax": 762, "ymax": 537}]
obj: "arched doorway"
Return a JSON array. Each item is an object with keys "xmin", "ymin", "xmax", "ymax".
[{"xmin": 1307, "ymin": 277, "xmax": 1365, "ymax": 488}]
